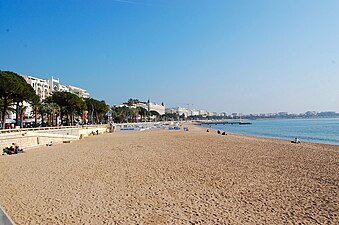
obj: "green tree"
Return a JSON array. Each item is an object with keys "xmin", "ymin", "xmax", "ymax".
[
  {"xmin": 136, "ymin": 106, "xmax": 147, "ymax": 122},
  {"xmin": 111, "ymin": 105, "xmax": 130, "ymax": 123},
  {"xmin": 50, "ymin": 91, "xmax": 86, "ymax": 126},
  {"xmin": 0, "ymin": 71, "xmax": 38, "ymax": 129},
  {"xmin": 30, "ymin": 95, "xmax": 41, "ymax": 126},
  {"xmin": 150, "ymin": 110, "xmax": 160, "ymax": 122},
  {"xmin": 42, "ymin": 102, "xmax": 60, "ymax": 126},
  {"xmin": 84, "ymin": 98, "xmax": 109, "ymax": 124},
  {"xmin": 127, "ymin": 98, "xmax": 140, "ymax": 106}
]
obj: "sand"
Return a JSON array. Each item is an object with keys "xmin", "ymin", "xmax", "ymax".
[{"xmin": 0, "ymin": 125, "xmax": 338, "ymax": 224}]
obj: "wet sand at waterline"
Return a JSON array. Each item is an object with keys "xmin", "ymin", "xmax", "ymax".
[{"xmin": 0, "ymin": 125, "xmax": 338, "ymax": 224}]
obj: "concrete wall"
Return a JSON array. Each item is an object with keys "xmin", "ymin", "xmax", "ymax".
[{"xmin": 0, "ymin": 126, "xmax": 108, "ymax": 151}]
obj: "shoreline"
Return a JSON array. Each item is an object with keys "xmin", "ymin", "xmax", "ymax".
[
  {"xmin": 0, "ymin": 124, "xmax": 338, "ymax": 224},
  {"xmin": 198, "ymin": 119, "xmax": 339, "ymax": 146},
  {"xmin": 196, "ymin": 123, "xmax": 339, "ymax": 149}
]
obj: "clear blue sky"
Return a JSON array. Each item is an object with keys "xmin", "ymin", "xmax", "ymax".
[{"xmin": 1, "ymin": 0, "xmax": 338, "ymax": 114}]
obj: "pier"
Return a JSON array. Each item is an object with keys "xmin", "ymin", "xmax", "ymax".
[{"xmin": 198, "ymin": 121, "xmax": 252, "ymax": 125}]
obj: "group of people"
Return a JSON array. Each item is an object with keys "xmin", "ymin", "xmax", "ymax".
[
  {"xmin": 91, "ymin": 130, "xmax": 99, "ymax": 135},
  {"xmin": 217, "ymin": 130, "xmax": 227, "ymax": 135},
  {"xmin": 2, "ymin": 143, "xmax": 22, "ymax": 155},
  {"xmin": 206, "ymin": 129, "xmax": 227, "ymax": 136}
]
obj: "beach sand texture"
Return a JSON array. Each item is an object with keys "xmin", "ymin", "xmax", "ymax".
[{"xmin": 0, "ymin": 125, "xmax": 338, "ymax": 224}]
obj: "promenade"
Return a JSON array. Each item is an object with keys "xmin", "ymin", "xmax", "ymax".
[{"xmin": 0, "ymin": 125, "xmax": 338, "ymax": 224}]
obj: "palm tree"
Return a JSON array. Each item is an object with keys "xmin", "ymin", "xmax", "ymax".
[
  {"xmin": 137, "ymin": 106, "xmax": 147, "ymax": 122},
  {"xmin": 48, "ymin": 103, "xmax": 60, "ymax": 126},
  {"xmin": 150, "ymin": 110, "xmax": 160, "ymax": 122},
  {"xmin": 30, "ymin": 95, "xmax": 41, "ymax": 127},
  {"xmin": 130, "ymin": 107, "xmax": 140, "ymax": 123}
]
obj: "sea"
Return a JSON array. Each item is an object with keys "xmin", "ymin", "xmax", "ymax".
[{"xmin": 201, "ymin": 118, "xmax": 339, "ymax": 145}]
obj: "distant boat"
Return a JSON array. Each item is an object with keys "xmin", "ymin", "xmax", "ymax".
[
  {"xmin": 239, "ymin": 122, "xmax": 252, "ymax": 125},
  {"xmin": 239, "ymin": 114, "xmax": 252, "ymax": 125}
]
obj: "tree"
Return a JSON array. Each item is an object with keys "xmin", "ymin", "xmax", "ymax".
[
  {"xmin": 30, "ymin": 95, "xmax": 41, "ymax": 126},
  {"xmin": 136, "ymin": 106, "xmax": 147, "ymax": 122},
  {"xmin": 127, "ymin": 98, "xmax": 140, "ymax": 106},
  {"xmin": 150, "ymin": 110, "xmax": 160, "ymax": 122},
  {"xmin": 84, "ymin": 98, "xmax": 109, "ymax": 124},
  {"xmin": 0, "ymin": 71, "xmax": 38, "ymax": 129},
  {"xmin": 42, "ymin": 102, "xmax": 60, "ymax": 126},
  {"xmin": 50, "ymin": 91, "xmax": 86, "ymax": 126},
  {"xmin": 111, "ymin": 105, "xmax": 131, "ymax": 123},
  {"xmin": 164, "ymin": 113, "xmax": 179, "ymax": 121}
]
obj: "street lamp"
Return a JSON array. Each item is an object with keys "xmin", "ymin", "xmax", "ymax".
[
  {"xmin": 91, "ymin": 104, "xmax": 94, "ymax": 124},
  {"xmin": 16, "ymin": 102, "xmax": 23, "ymax": 128},
  {"xmin": 19, "ymin": 102, "xmax": 23, "ymax": 128}
]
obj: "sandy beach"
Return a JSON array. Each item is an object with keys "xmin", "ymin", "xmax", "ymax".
[{"xmin": 0, "ymin": 125, "xmax": 338, "ymax": 224}]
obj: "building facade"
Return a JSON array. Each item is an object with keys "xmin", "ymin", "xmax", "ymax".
[
  {"xmin": 7, "ymin": 74, "xmax": 90, "ymax": 121},
  {"xmin": 22, "ymin": 75, "xmax": 90, "ymax": 100},
  {"xmin": 123, "ymin": 101, "xmax": 165, "ymax": 115}
]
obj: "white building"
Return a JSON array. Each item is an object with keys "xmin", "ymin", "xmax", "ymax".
[
  {"xmin": 22, "ymin": 75, "xmax": 90, "ymax": 100},
  {"xmin": 67, "ymin": 85, "xmax": 90, "ymax": 99},
  {"xmin": 190, "ymin": 109, "xmax": 200, "ymax": 116},
  {"xmin": 23, "ymin": 75, "xmax": 50, "ymax": 101},
  {"xmin": 8, "ymin": 74, "xmax": 90, "ymax": 121},
  {"xmin": 165, "ymin": 107, "xmax": 213, "ymax": 118},
  {"xmin": 165, "ymin": 108, "xmax": 177, "ymax": 114},
  {"xmin": 165, "ymin": 107, "xmax": 190, "ymax": 117},
  {"xmin": 135, "ymin": 101, "xmax": 165, "ymax": 115},
  {"xmin": 47, "ymin": 77, "xmax": 89, "ymax": 98},
  {"xmin": 121, "ymin": 100, "xmax": 165, "ymax": 116},
  {"xmin": 199, "ymin": 110, "xmax": 208, "ymax": 117}
]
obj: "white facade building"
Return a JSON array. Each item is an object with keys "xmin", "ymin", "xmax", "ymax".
[
  {"xmin": 166, "ymin": 107, "xmax": 211, "ymax": 118},
  {"xmin": 165, "ymin": 108, "xmax": 177, "ymax": 114},
  {"xmin": 189, "ymin": 109, "xmax": 200, "ymax": 116},
  {"xmin": 23, "ymin": 75, "xmax": 50, "ymax": 101},
  {"xmin": 134, "ymin": 101, "xmax": 165, "ymax": 115},
  {"xmin": 10, "ymin": 74, "xmax": 90, "ymax": 121}
]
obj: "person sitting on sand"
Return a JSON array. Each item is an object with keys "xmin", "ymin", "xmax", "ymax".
[
  {"xmin": 11, "ymin": 143, "xmax": 19, "ymax": 154},
  {"xmin": 8, "ymin": 143, "xmax": 21, "ymax": 154},
  {"xmin": 291, "ymin": 138, "xmax": 301, "ymax": 144},
  {"xmin": 206, "ymin": 129, "xmax": 209, "ymax": 132},
  {"xmin": 221, "ymin": 132, "xmax": 226, "ymax": 135},
  {"xmin": 217, "ymin": 130, "xmax": 221, "ymax": 134}
]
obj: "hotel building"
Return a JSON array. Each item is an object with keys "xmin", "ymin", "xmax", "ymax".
[{"xmin": 7, "ymin": 74, "xmax": 90, "ymax": 121}]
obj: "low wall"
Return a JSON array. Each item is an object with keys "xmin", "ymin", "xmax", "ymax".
[{"xmin": 0, "ymin": 125, "xmax": 108, "ymax": 151}]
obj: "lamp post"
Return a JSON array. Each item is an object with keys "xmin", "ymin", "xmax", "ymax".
[
  {"xmin": 91, "ymin": 104, "xmax": 94, "ymax": 124},
  {"xmin": 19, "ymin": 102, "xmax": 24, "ymax": 129},
  {"xmin": 16, "ymin": 102, "xmax": 23, "ymax": 129}
]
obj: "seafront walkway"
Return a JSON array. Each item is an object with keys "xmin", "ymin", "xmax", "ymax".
[{"xmin": 0, "ymin": 125, "xmax": 108, "ymax": 151}]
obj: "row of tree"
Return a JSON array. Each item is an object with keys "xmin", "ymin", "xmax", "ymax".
[
  {"xmin": 0, "ymin": 71, "xmax": 109, "ymax": 129},
  {"xmin": 110, "ymin": 98, "xmax": 177, "ymax": 123},
  {"xmin": 1, "ymin": 71, "xmax": 181, "ymax": 129}
]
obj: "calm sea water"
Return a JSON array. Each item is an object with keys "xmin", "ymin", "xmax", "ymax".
[{"xmin": 202, "ymin": 118, "xmax": 339, "ymax": 145}]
